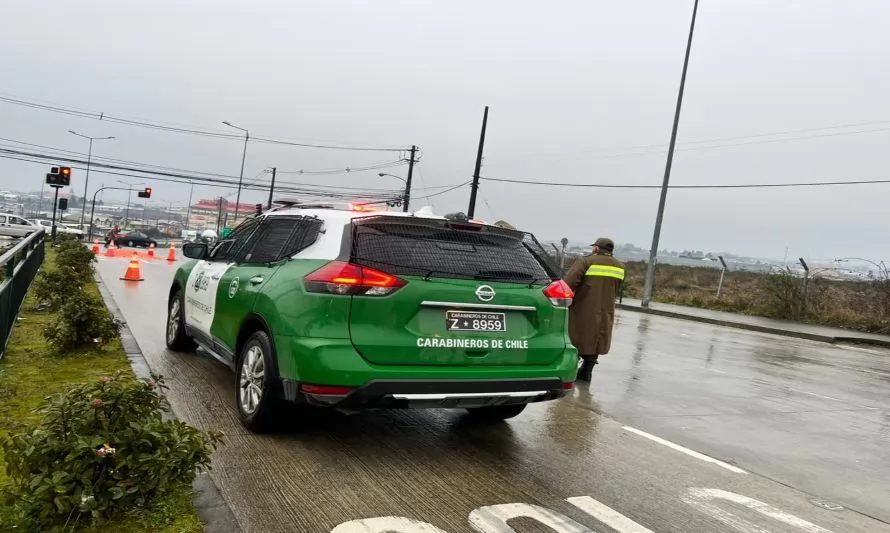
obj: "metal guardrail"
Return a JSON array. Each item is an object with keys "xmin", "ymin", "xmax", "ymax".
[{"xmin": 0, "ymin": 230, "xmax": 46, "ymax": 359}]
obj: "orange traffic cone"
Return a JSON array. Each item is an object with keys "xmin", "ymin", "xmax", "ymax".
[
  {"xmin": 92, "ymin": 239, "xmax": 100, "ymax": 255},
  {"xmin": 120, "ymin": 254, "xmax": 144, "ymax": 282},
  {"xmin": 166, "ymin": 242, "xmax": 176, "ymax": 262},
  {"xmin": 148, "ymin": 243, "xmax": 155, "ymax": 257},
  {"xmin": 106, "ymin": 239, "xmax": 116, "ymax": 257}
]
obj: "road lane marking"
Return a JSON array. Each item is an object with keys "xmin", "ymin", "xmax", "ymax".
[
  {"xmin": 331, "ymin": 517, "xmax": 448, "ymax": 532},
  {"xmin": 787, "ymin": 388, "xmax": 843, "ymax": 402},
  {"xmin": 469, "ymin": 503, "xmax": 592, "ymax": 532},
  {"xmin": 622, "ymin": 426, "xmax": 747, "ymax": 474},
  {"xmin": 567, "ymin": 496, "xmax": 655, "ymax": 533},
  {"xmin": 699, "ymin": 366, "xmax": 729, "ymax": 374},
  {"xmin": 682, "ymin": 488, "xmax": 834, "ymax": 533}
]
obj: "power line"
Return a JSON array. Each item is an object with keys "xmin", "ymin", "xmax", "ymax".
[
  {"xmin": 0, "ymin": 149, "xmax": 402, "ymax": 201},
  {"xmin": 0, "ymin": 93, "xmax": 409, "ymax": 152},
  {"xmin": 0, "ymin": 137, "xmax": 243, "ymax": 180},
  {"xmin": 482, "ymin": 176, "xmax": 890, "ymax": 189},
  {"xmin": 0, "ymin": 137, "xmax": 412, "ymax": 182},
  {"xmin": 275, "ymin": 160, "xmax": 408, "ymax": 176},
  {"xmin": 507, "ymin": 122, "xmax": 890, "ymax": 161},
  {"xmin": 413, "ymin": 181, "xmax": 471, "ymax": 200}
]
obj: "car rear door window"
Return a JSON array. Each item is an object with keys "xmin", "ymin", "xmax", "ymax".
[
  {"xmin": 208, "ymin": 219, "xmax": 260, "ymax": 261},
  {"xmin": 350, "ymin": 217, "xmax": 555, "ymax": 284},
  {"xmin": 238, "ymin": 216, "xmax": 322, "ymax": 264}
]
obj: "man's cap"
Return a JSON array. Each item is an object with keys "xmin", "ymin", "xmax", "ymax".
[{"xmin": 591, "ymin": 237, "xmax": 615, "ymax": 249}]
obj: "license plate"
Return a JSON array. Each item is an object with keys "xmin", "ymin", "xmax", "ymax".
[{"xmin": 446, "ymin": 311, "xmax": 506, "ymax": 332}]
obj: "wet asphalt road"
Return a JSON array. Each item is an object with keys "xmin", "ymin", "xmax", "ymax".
[{"xmin": 93, "ymin": 252, "xmax": 890, "ymax": 533}]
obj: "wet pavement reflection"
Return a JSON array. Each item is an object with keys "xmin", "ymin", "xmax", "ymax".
[{"xmin": 92, "ymin": 255, "xmax": 890, "ymax": 532}]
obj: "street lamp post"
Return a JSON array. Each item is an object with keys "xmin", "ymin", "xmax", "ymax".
[
  {"xmin": 117, "ymin": 180, "xmax": 144, "ymax": 227},
  {"xmin": 378, "ymin": 173, "xmax": 408, "ymax": 210},
  {"xmin": 222, "ymin": 121, "xmax": 249, "ymax": 226},
  {"xmin": 69, "ymin": 131, "xmax": 114, "ymax": 227}
]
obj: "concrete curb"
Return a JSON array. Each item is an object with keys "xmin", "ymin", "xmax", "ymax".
[
  {"xmin": 617, "ymin": 303, "xmax": 890, "ymax": 348},
  {"xmin": 94, "ymin": 274, "xmax": 243, "ymax": 533}
]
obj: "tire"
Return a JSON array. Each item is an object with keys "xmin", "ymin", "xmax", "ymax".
[
  {"xmin": 465, "ymin": 405, "xmax": 527, "ymax": 422},
  {"xmin": 166, "ymin": 290, "xmax": 197, "ymax": 352},
  {"xmin": 236, "ymin": 331, "xmax": 282, "ymax": 433}
]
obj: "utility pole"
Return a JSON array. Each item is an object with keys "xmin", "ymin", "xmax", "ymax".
[
  {"xmin": 467, "ymin": 106, "xmax": 489, "ymax": 218},
  {"xmin": 69, "ymin": 132, "xmax": 114, "ymax": 227},
  {"xmin": 185, "ymin": 183, "xmax": 194, "ymax": 231},
  {"xmin": 222, "ymin": 121, "xmax": 249, "ymax": 224},
  {"xmin": 216, "ymin": 197, "xmax": 224, "ymax": 235},
  {"xmin": 641, "ymin": 0, "xmax": 699, "ymax": 308},
  {"xmin": 403, "ymin": 146, "xmax": 417, "ymax": 212},
  {"xmin": 267, "ymin": 167, "xmax": 277, "ymax": 209},
  {"xmin": 38, "ymin": 180, "xmax": 45, "ymax": 218}
]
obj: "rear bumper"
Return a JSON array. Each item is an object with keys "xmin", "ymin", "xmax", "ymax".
[
  {"xmin": 283, "ymin": 377, "xmax": 567, "ymax": 408},
  {"xmin": 273, "ymin": 335, "xmax": 577, "ymax": 408}
]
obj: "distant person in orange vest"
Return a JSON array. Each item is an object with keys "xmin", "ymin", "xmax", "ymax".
[{"xmin": 563, "ymin": 237, "xmax": 625, "ymax": 381}]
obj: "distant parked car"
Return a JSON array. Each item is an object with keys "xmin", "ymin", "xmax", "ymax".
[
  {"xmin": 31, "ymin": 219, "xmax": 84, "ymax": 240},
  {"xmin": 106, "ymin": 231, "xmax": 158, "ymax": 248},
  {"xmin": 0, "ymin": 214, "xmax": 40, "ymax": 238}
]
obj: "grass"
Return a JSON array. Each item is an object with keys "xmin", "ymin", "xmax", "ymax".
[
  {"xmin": 616, "ymin": 260, "xmax": 890, "ymax": 334},
  {"xmin": 0, "ymin": 248, "xmax": 203, "ymax": 533}
]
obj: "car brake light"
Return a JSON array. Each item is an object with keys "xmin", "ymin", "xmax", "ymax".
[
  {"xmin": 562, "ymin": 382, "xmax": 574, "ymax": 390},
  {"xmin": 304, "ymin": 261, "xmax": 406, "ymax": 296},
  {"xmin": 543, "ymin": 280, "xmax": 573, "ymax": 307}
]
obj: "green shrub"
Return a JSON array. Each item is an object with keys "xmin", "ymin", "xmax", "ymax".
[
  {"xmin": 43, "ymin": 291, "xmax": 120, "ymax": 351},
  {"xmin": 32, "ymin": 266, "xmax": 87, "ymax": 310},
  {"xmin": 55, "ymin": 238, "xmax": 96, "ymax": 281},
  {"xmin": 1, "ymin": 373, "xmax": 221, "ymax": 532}
]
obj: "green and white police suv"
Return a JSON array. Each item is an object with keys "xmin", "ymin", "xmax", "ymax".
[{"xmin": 166, "ymin": 202, "xmax": 578, "ymax": 432}]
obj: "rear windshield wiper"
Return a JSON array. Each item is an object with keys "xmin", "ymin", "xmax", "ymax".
[{"xmin": 473, "ymin": 270, "xmax": 544, "ymax": 284}]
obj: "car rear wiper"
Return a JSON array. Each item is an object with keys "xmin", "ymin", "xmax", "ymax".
[
  {"xmin": 473, "ymin": 270, "xmax": 542, "ymax": 283},
  {"xmin": 422, "ymin": 269, "xmax": 458, "ymax": 281}
]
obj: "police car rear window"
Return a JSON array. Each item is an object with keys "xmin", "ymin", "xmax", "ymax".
[{"xmin": 350, "ymin": 219, "xmax": 554, "ymax": 284}]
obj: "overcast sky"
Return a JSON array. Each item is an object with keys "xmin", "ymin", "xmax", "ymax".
[{"xmin": 2, "ymin": 0, "xmax": 888, "ymax": 261}]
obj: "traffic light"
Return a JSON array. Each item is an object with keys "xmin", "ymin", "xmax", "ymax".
[
  {"xmin": 58, "ymin": 198, "xmax": 69, "ymax": 211},
  {"xmin": 46, "ymin": 166, "xmax": 72, "ymax": 186},
  {"xmin": 255, "ymin": 203, "xmax": 263, "ymax": 215},
  {"xmin": 137, "ymin": 187, "xmax": 152, "ymax": 198}
]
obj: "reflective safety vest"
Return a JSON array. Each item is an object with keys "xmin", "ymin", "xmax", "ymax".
[{"xmin": 584, "ymin": 264, "xmax": 625, "ymax": 280}]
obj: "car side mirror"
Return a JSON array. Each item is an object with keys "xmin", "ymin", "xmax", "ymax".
[{"xmin": 182, "ymin": 242, "xmax": 209, "ymax": 260}]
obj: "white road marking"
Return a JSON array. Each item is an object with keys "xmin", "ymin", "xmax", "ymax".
[
  {"xmin": 331, "ymin": 517, "xmax": 449, "ymax": 532},
  {"xmin": 787, "ymin": 388, "xmax": 844, "ymax": 402},
  {"xmin": 567, "ymin": 496, "xmax": 655, "ymax": 533},
  {"xmin": 622, "ymin": 426, "xmax": 747, "ymax": 474},
  {"xmin": 469, "ymin": 503, "xmax": 592, "ymax": 533},
  {"xmin": 682, "ymin": 488, "xmax": 834, "ymax": 533}
]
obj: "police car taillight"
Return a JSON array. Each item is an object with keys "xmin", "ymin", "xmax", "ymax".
[
  {"xmin": 304, "ymin": 261, "xmax": 406, "ymax": 296},
  {"xmin": 542, "ymin": 280, "xmax": 573, "ymax": 307}
]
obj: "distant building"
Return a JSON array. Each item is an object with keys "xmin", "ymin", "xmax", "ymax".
[{"xmin": 188, "ymin": 198, "xmax": 255, "ymax": 230}]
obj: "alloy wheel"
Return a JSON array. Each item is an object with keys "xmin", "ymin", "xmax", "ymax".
[{"xmin": 239, "ymin": 346, "xmax": 265, "ymax": 415}]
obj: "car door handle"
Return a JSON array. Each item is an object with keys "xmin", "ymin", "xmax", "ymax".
[{"xmin": 249, "ymin": 276, "xmax": 264, "ymax": 285}]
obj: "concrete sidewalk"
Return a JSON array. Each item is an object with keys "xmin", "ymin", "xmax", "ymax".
[{"xmin": 618, "ymin": 298, "xmax": 890, "ymax": 347}]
